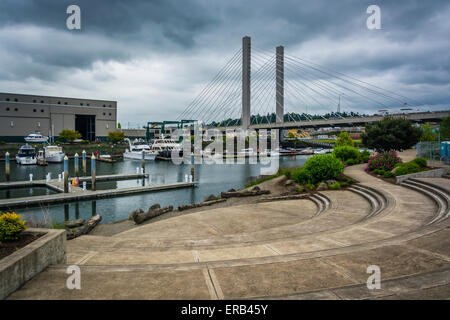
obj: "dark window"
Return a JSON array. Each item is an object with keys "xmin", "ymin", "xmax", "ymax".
[
  {"xmin": 64, "ymin": 102, "xmax": 68, "ymax": 105},
  {"xmin": 14, "ymin": 98, "xmax": 18, "ymax": 102},
  {"xmin": 109, "ymin": 104, "xmax": 112, "ymax": 107},
  {"xmin": 103, "ymin": 112, "xmax": 106, "ymax": 115},
  {"xmin": 6, "ymin": 107, "xmax": 9, "ymax": 111},
  {"xmin": 80, "ymin": 103, "xmax": 83, "ymax": 106},
  {"xmin": 103, "ymin": 104, "xmax": 106, "ymax": 107},
  {"xmin": 41, "ymin": 109, "xmax": 44, "ymax": 112},
  {"xmin": 40, "ymin": 100, "xmax": 44, "ymax": 103},
  {"xmin": 6, "ymin": 98, "xmax": 9, "ymax": 101},
  {"xmin": 14, "ymin": 108, "xmax": 18, "ymax": 111},
  {"xmin": 57, "ymin": 101, "xmax": 61, "ymax": 104},
  {"xmin": 33, "ymin": 99, "xmax": 36, "ymax": 103},
  {"xmin": 33, "ymin": 109, "xmax": 37, "ymax": 112},
  {"xmin": 87, "ymin": 103, "xmax": 90, "ymax": 106},
  {"xmin": 109, "ymin": 113, "xmax": 112, "ymax": 116}
]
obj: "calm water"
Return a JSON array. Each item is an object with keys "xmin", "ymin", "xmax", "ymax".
[
  {"xmin": 0, "ymin": 156, "xmax": 310, "ymax": 224},
  {"xmin": 0, "ymin": 186, "xmax": 58, "ymax": 199}
]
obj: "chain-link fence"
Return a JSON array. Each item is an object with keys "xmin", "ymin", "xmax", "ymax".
[{"xmin": 416, "ymin": 141, "xmax": 449, "ymax": 166}]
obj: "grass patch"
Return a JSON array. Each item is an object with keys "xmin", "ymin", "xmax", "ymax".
[{"xmin": 245, "ymin": 173, "xmax": 280, "ymax": 188}]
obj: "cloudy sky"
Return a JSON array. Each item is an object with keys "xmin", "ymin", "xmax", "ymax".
[{"xmin": 0, "ymin": 0, "xmax": 449, "ymax": 127}]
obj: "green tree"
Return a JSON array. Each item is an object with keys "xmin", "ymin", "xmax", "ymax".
[
  {"xmin": 117, "ymin": 123, "xmax": 122, "ymax": 129},
  {"xmin": 59, "ymin": 129, "xmax": 82, "ymax": 142},
  {"xmin": 361, "ymin": 116, "xmax": 422, "ymax": 152},
  {"xmin": 335, "ymin": 132, "xmax": 353, "ymax": 147},
  {"xmin": 420, "ymin": 123, "xmax": 438, "ymax": 142},
  {"xmin": 107, "ymin": 131, "xmax": 125, "ymax": 143},
  {"xmin": 440, "ymin": 116, "xmax": 450, "ymax": 141}
]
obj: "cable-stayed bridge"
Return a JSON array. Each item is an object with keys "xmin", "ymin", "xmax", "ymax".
[{"xmin": 177, "ymin": 36, "xmax": 449, "ymax": 131}]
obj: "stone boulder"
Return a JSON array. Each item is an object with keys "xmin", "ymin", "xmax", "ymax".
[
  {"xmin": 149, "ymin": 203, "xmax": 161, "ymax": 210},
  {"xmin": 251, "ymin": 186, "xmax": 261, "ymax": 192},
  {"xmin": 204, "ymin": 194, "xmax": 217, "ymax": 202},
  {"xmin": 317, "ymin": 182, "xmax": 328, "ymax": 191},
  {"xmin": 129, "ymin": 208, "xmax": 144, "ymax": 220},
  {"xmin": 285, "ymin": 179, "xmax": 294, "ymax": 186}
]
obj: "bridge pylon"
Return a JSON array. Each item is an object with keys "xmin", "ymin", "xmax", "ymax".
[
  {"xmin": 276, "ymin": 45, "xmax": 284, "ymax": 123},
  {"xmin": 241, "ymin": 36, "xmax": 251, "ymax": 130}
]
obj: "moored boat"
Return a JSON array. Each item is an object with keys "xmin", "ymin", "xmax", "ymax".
[
  {"xmin": 44, "ymin": 145, "xmax": 65, "ymax": 163},
  {"xmin": 16, "ymin": 144, "xmax": 37, "ymax": 165},
  {"xmin": 24, "ymin": 133, "xmax": 49, "ymax": 143},
  {"xmin": 123, "ymin": 138, "xmax": 157, "ymax": 160}
]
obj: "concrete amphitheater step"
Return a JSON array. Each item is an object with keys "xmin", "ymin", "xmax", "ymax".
[
  {"xmin": 308, "ymin": 193, "xmax": 331, "ymax": 215},
  {"xmin": 347, "ymin": 184, "xmax": 387, "ymax": 220},
  {"xmin": 401, "ymin": 179, "xmax": 449, "ymax": 225},
  {"xmin": 8, "ymin": 242, "xmax": 450, "ymax": 300},
  {"xmin": 93, "ymin": 191, "xmax": 371, "ymax": 249}
]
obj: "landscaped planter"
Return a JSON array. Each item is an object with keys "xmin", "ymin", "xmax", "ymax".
[{"xmin": 0, "ymin": 228, "xmax": 66, "ymax": 300}]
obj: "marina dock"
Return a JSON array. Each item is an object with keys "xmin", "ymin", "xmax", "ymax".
[{"xmin": 0, "ymin": 173, "xmax": 196, "ymax": 209}]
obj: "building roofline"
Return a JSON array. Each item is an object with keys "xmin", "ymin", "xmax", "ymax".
[{"xmin": 0, "ymin": 92, "xmax": 117, "ymax": 103}]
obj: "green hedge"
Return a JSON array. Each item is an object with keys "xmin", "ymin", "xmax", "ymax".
[
  {"xmin": 332, "ymin": 146, "xmax": 359, "ymax": 162},
  {"xmin": 302, "ymin": 154, "xmax": 344, "ymax": 183}
]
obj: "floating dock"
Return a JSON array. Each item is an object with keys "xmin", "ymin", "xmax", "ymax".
[{"xmin": 0, "ymin": 173, "xmax": 196, "ymax": 209}]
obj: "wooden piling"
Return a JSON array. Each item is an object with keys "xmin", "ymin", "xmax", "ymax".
[
  {"xmin": 64, "ymin": 156, "xmax": 69, "ymax": 193},
  {"xmin": 5, "ymin": 152, "xmax": 10, "ymax": 182},
  {"xmin": 91, "ymin": 154, "xmax": 96, "ymax": 191}
]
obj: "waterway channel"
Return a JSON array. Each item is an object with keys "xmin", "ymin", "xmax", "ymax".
[{"xmin": 0, "ymin": 155, "xmax": 311, "ymax": 224}]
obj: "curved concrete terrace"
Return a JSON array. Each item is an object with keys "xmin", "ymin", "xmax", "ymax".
[{"xmin": 7, "ymin": 162, "xmax": 450, "ymax": 300}]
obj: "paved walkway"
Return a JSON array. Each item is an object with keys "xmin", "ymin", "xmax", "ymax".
[{"xmin": 8, "ymin": 161, "xmax": 450, "ymax": 299}]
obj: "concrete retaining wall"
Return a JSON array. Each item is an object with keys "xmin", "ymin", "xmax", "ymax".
[
  {"xmin": 396, "ymin": 168, "xmax": 448, "ymax": 184},
  {"xmin": 0, "ymin": 228, "xmax": 66, "ymax": 300}
]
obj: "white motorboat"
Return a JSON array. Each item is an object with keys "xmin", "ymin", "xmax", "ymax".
[
  {"xmin": 16, "ymin": 144, "xmax": 37, "ymax": 165},
  {"xmin": 123, "ymin": 138, "xmax": 157, "ymax": 160},
  {"xmin": 259, "ymin": 148, "xmax": 280, "ymax": 157},
  {"xmin": 24, "ymin": 133, "xmax": 49, "ymax": 143},
  {"xmin": 151, "ymin": 137, "xmax": 182, "ymax": 158},
  {"xmin": 313, "ymin": 148, "xmax": 328, "ymax": 155},
  {"xmin": 44, "ymin": 145, "xmax": 65, "ymax": 163},
  {"xmin": 237, "ymin": 148, "xmax": 258, "ymax": 156}
]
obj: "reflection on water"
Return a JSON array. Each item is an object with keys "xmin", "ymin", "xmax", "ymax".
[
  {"xmin": 0, "ymin": 186, "xmax": 58, "ymax": 200},
  {"xmin": 2, "ymin": 155, "xmax": 310, "ymax": 224}
]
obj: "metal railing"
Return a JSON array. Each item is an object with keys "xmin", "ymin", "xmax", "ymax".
[{"xmin": 416, "ymin": 141, "xmax": 449, "ymax": 166}]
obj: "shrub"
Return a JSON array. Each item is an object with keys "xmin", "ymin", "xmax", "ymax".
[
  {"xmin": 59, "ymin": 129, "xmax": 82, "ymax": 142},
  {"xmin": 335, "ymin": 132, "xmax": 354, "ymax": 147},
  {"xmin": 412, "ymin": 157, "xmax": 427, "ymax": 168},
  {"xmin": 0, "ymin": 212, "xmax": 27, "ymax": 241},
  {"xmin": 341, "ymin": 176, "xmax": 355, "ymax": 183},
  {"xmin": 328, "ymin": 182, "xmax": 341, "ymax": 190},
  {"xmin": 340, "ymin": 181, "xmax": 349, "ymax": 187},
  {"xmin": 333, "ymin": 146, "xmax": 360, "ymax": 162},
  {"xmin": 279, "ymin": 167, "xmax": 292, "ymax": 178},
  {"xmin": 346, "ymin": 158, "xmax": 357, "ymax": 166},
  {"xmin": 367, "ymin": 151, "xmax": 402, "ymax": 172},
  {"xmin": 107, "ymin": 131, "xmax": 125, "ymax": 143},
  {"xmin": 303, "ymin": 154, "xmax": 344, "ymax": 183},
  {"xmin": 394, "ymin": 162, "xmax": 421, "ymax": 176},
  {"xmin": 292, "ymin": 167, "xmax": 313, "ymax": 184},
  {"xmin": 296, "ymin": 186, "xmax": 305, "ymax": 193},
  {"xmin": 383, "ymin": 171, "xmax": 395, "ymax": 178},
  {"xmin": 305, "ymin": 183, "xmax": 316, "ymax": 191},
  {"xmin": 373, "ymin": 169, "xmax": 386, "ymax": 175},
  {"xmin": 360, "ymin": 155, "xmax": 370, "ymax": 163},
  {"xmin": 359, "ymin": 149, "xmax": 371, "ymax": 163}
]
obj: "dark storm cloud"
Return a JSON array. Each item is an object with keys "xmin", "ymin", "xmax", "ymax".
[{"xmin": 0, "ymin": 0, "xmax": 449, "ymax": 121}]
